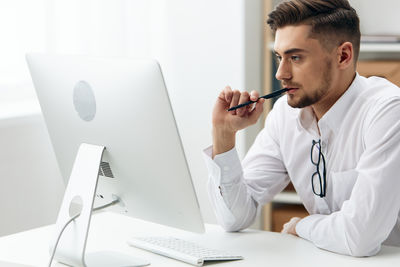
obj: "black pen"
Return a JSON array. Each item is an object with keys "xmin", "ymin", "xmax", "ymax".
[{"xmin": 227, "ymin": 88, "xmax": 289, "ymax": 111}]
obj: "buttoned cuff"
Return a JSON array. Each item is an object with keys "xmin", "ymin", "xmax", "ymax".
[
  {"xmin": 296, "ymin": 214, "xmax": 325, "ymax": 242},
  {"xmin": 203, "ymin": 145, "xmax": 243, "ymax": 185}
]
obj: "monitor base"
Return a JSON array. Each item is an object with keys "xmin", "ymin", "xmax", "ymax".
[{"xmin": 50, "ymin": 143, "xmax": 148, "ymax": 267}]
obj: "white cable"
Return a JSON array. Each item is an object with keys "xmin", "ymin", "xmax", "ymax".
[{"xmin": 47, "ymin": 199, "xmax": 120, "ymax": 267}]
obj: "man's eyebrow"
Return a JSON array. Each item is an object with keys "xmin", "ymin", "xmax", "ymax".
[{"xmin": 274, "ymin": 48, "xmax": 308, "ymax": 55}]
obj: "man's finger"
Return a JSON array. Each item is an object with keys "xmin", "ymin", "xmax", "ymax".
[
  {"xmin": 250, "ymin": 90, "xmax": 260, "ymax": 102},
  {"xmin": 248, "ymin": 98, "xmax": 265, "ymax": 123},
  {"xmin": 222, "ymin": 86, "xmax": 233, "ymax": 103},
  {"xmin": 237, "ymin": 91, "xmax": 250, "ymax": 116},
  {"xmin": 229, "ymin": 90, "xmax": 241, "ymax": 114}
]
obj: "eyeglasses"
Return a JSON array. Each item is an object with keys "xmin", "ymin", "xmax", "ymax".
[{"xmin": 310, "ymin": 139, "xmax": 326, "ymax": 198}]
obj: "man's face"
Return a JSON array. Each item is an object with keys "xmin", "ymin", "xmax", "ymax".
[{"xmin": 274, "ymin": 24, "xmax": 337, "ymax": 109}]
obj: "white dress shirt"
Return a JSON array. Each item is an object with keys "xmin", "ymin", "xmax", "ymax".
[{"xmin": 203, "ymin": 74, "xmax": 400, "ymax": 256}]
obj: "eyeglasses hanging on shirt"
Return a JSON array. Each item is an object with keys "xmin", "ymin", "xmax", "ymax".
[{"xmin": 310, "ymin": 139, "xmax": 327, "ymax": 198}]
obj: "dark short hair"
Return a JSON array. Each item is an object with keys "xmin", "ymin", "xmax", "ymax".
[{"xmin": 267, "ymin": 0, "xmax": 361, "ymax": 61}]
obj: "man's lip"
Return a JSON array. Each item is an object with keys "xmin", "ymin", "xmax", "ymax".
[{"xmin": 286, "ymin": 88, "xmax": 299, "ymax": 93}]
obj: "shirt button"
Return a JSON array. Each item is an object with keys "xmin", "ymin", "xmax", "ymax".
[
  {"xmin": 223, "ymin": 166, "xmax": 230, "ymax": 171},
  {"xmin": 321, "ymin": 141, "xmax": 326, "ymax": 148}
]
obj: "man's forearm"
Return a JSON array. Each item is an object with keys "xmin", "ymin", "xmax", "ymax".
[{"xmin": 212, "ymin": 128, "xmax": 236, "ymax": 158}]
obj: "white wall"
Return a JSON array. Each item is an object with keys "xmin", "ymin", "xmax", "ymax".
[
  {"xmin": 0, "ymin": 101, "xmax": 64, "ymax": 236},
  {"xmin": 349, "ymin": 0, "xmax": 400, "ymax": 35}
]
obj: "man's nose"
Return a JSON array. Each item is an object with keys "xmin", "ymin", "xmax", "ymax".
[{"xmin": 275, "ymin": 60, "xmax": 292, "ymax": 81}]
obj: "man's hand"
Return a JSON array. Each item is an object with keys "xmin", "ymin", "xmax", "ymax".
[
  {"xmin": 212, "ymin": 86, "xmax": 265, "ymax": 158},
  {"xmin": 281, "ymin": 217, "xmax": 301, "ymax": 236}
]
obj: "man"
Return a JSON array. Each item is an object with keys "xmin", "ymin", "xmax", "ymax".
[{"xmin": 203, "ymin": 0, "xmax": 400, "ymax": 257}]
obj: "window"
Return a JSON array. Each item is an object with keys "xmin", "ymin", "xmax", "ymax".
[{"xmin": 0, "ymin": 0, "xmax": 46, "ymax": 104}]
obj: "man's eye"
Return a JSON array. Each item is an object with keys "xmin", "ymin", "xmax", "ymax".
[
  {"xmin": 291, "ymin": 55, "xmax": 301, "ymax": 62},
  {"xmin": 276, "ymin": 55, "xmax": 282, "ymax": 63}
]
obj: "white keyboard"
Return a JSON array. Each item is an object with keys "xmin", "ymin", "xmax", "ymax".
[{"xmin": 127, "ymin": 236, "xmax": 243, "ymax": 266}]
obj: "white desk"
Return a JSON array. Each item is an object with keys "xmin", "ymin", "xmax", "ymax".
[{"xmin": 0, "ymin": 212, "xmax": 399, "ymax": 267}]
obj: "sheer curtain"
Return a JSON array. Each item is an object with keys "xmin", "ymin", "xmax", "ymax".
[
  {"xmin": 0, "ymin": 0, "xmax": 46, "ymax": 104},
  {"xmin": 0, "ymin": 0, "xmax": 162, "ymax": 105}
]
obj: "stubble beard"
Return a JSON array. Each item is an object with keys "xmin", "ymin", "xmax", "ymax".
[{"xmin": 287, "ymin": 60, "xmax": 333, "ymax": 109}]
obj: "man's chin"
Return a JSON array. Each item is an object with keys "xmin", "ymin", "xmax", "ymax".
[
  {"xmin": 287, "ymin": 97, "xmax": 302, "ymax": 108},
  {"xmin": 287, "ymin": 97, "xmax": 311, "ymax": 109}
]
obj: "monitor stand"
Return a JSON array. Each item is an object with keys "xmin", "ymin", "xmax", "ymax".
[{"xmin": 50, "ymin": 143, "xmax": 150, "ymax": 267}]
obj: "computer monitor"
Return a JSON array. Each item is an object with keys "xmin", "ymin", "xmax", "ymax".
[{"xmin": 26, "ymin": 53, "xmax": 204, "ymax": 267}]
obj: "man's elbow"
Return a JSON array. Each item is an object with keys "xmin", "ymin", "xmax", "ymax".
[
  {"xmin": 217, "ymin": 212, "xmax": 255, "ymax": 232},
  {"xmin": 221, "ymin": 224, "xmax": 242, "ymax": 232},
  {"xmin": 218, "ymin": 218, "xmax": 248, "ymax": 232},
  {"xmin": 345, "ymin": 237, "xmax": 381, "ymax": 257}
]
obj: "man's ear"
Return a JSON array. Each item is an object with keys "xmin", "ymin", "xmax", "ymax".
[{"xmin": 337, "ymin": 42, "xmax": 354, "ymax": 70}]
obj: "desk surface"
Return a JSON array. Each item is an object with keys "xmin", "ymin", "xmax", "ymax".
[{"xmin": 0, "ymin": 212, "xmax": 399, "ymax": 267}]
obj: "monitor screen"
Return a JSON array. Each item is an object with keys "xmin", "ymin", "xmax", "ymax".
[{"xmin": 26, "ymin": 53, "xmax": 204, "ymax": 234}]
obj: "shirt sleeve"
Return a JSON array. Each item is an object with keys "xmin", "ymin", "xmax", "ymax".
[
  {"xmin": 203, "ymin": 146, "xmax": 254, "ymax": 231},
  {"xmin": 296, "ymin": 98, "xmax": 400, "ymax": 256},
  {"xmin": 203, "ymin": 100, "xmax": 290, "ymax": 232}
]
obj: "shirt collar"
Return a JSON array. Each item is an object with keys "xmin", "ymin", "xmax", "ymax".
[{"xmin": 297, "ymin": 73, "xmax": 363, "ymax": 137}]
